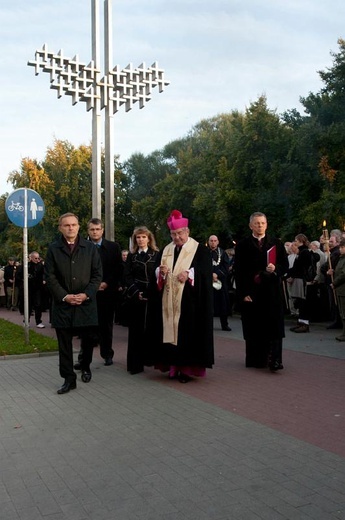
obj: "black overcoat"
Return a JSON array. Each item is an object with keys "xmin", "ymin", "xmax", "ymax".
[
  {"xmin": 45, "ymin": 236, "xmax": 102, "ymax": 328},
  {"xmin": 96, "ymin": 238, "xmax": 122, "ymax": 293},
  {"xmin": 235, "ymin": 234, "xmax": 288, "ymax": 342}
]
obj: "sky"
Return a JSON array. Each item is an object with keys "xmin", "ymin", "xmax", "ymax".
[{"xmin": 1, "ymin": 0, "xmax": 344, "ymax": 196}]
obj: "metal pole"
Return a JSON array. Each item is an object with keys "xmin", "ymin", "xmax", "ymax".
[
  {"xmin": 104, "ymin": 0, "xmax": 115, "ymax": 240},
  {"xmin": 91, "ymin": 0, "xmax": 102, "ymax": 219},
  {"xmin": 23, "ymin": 189, "xmax": 29, "ymax": 344}
]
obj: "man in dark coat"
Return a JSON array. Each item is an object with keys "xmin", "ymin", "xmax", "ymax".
[
  {"xmin": 4, "ymin": 257, "xmax": 18, "ymax": 310},
  {"xmin": 152, "ymin": 209, "xmax": 214, "ymax": 383},
  {"xmin": 235, "ymin": 212, "xmax": 288, "ymax": 371},
  {"xmin": 74, "ymin": 218, "xmax": 122, "ymax": 368},
  {"xmin": 208, "ymin": 235, "xmax": 231, "ymax": 331},
  {"xmin": 45, "ymin": 213, "xmax": 102, "ymax": 394},
  {"xmin": 321, "ymin": 234, "xmax": 342, "ymax": 328}
]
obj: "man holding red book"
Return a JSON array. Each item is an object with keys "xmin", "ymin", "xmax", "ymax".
[{"xmin": 235, "ymin": 212, "xmax": 288, "ymax": 371}]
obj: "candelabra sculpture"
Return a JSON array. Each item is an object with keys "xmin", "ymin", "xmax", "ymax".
[{"xmin": 28, "ymin": 0, "xmax": 170, "ymax": 240}]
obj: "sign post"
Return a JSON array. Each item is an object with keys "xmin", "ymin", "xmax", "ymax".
[{"xmin": 5, "ymin": 189, "xmax": 45, "ymax": 344}]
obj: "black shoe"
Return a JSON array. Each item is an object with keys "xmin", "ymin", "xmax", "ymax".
[
  {"xmin": 326, "ymin": 322, "xmax": 342, "ymax": 329},
  {"xmin": 73, "ymin": 362, "xmax": 82, "ymax": 370},
  {"xmin": 57, "ymin": 380, "xmax": 77, "ymax": 394},
  {"xmin": 81, "ymin": 370, "xmax": 92, "ymax": 383},
  {"xmin": 129, "ymin": 368, "xmax": 144, "ymax": 375},
  {"xmin": 104, "ymin": 358, "xmax": 113, "ymax": 366},
  {"xmin": 222, "ymin": 326, "xmax": 232, "ymax": 331},
  {"xmin": 269, "ymin": 361, "xmax": 284, "ymax": 372},
  {"xmin": 178, "ymin": 373, "xmax": 193, "ymax": 383}
]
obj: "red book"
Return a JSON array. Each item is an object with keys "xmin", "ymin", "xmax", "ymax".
[{"xmin": 267, "ymin": 245, "xmax": 276, "ymax": 265}]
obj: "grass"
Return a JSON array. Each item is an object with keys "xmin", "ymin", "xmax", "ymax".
[{"xmin": 0, "ymin": 318, "xmax": 58, "ymax": 356}]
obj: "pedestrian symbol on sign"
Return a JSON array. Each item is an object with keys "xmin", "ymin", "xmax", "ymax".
[{"xmin": 5, "ymin": 188, "xmax": 45, "ymax": 228}]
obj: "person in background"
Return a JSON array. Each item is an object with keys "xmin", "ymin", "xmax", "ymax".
[
  {"xmin": 114, "ymin": 249, "xmax": 129, "ymax": 326},
  {"xmin": 4, "ymin": 257, "xmax": 19, "ymax": 310},
  {"xmin": 225, "ymin": 247, "xmax": 236, "ymax": 316},
  {"xmin": 321, "ymin": 233, "xmax": 342, "ymax": 329},
  {"xmin": 288, "ymin": 234, "xmax": 319, "ymax": 333},
  {"xmin": 207, "ymin": 235, "xmax": 231, "ymax": 331},
  {"xmin": 124, "ymin": 227, "xmax": 159, "ymax": 375},
  {"xmin": 309, "ymin": 240, "xmax": 328, "ymax": 321},
  {"xmin": 286, "ymin": 241, "xmax": 299, "ymax": 316},
  {"xmin": 17, "ymin": 252, "xmax": 46, "ymax": 327},
  {"xmin": 235, "ymin": 212, "xmax": 288, "ymax": 371},
  {"xmin": 74, "ymin": 218, "xmax": 122, "ymax": 368},
  {"xmin": 0, "ymin": 267, "xmax": 6, "ymax": 307},
  {"xmin": 45, "ymin": 212, "xmax": 102, "ymax": 394},
  {"xmin": 331, "ymin": 238, "xmax": 345, "ymax": 341},
  {"xmin": 152, "ymin": 210, "xmax": 214, "ymax": 383}
]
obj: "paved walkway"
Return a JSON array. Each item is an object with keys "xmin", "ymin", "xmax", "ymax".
[{"xmin": 0, "ymin": 308, "xmax": 345, "ymax": 519}]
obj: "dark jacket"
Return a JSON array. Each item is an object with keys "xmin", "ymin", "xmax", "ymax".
[
  {"xmin": 45, "ymin": 236, "xmax": 102, "ymax": 328},
  {"xmin": 235, "ymin": 234, "xmax": 288, "ymax": 341},
  {"xmin": 94, "ymin": 237, "xmax": 122, "ymax": 293},
  {"xmin": 4, "ymin": 264, "xmax": 19, "ymax": 288},
  {"xmin": 124, "ymin": 248, "xmax": 158, "ymax": 300},
  {"xmin": 333, "ymin": 255, "xmax": 345, "ymax": 296},
  {"xmin": 289, "ymin": 245, "xmax": 319, "ymax": 281},
  {"xmin": 321, "ymin": 245, "xmax": 341, "ymax": 286}
]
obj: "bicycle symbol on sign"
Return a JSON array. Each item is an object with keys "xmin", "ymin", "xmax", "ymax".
[{"xmin": 8, "ymin": 201, "xmax": 24, "ymax": 212}]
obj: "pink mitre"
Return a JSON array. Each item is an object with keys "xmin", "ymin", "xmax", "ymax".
[{"xmin": 167, "ymin": 210, "xmax": 189, "ymax": 230}]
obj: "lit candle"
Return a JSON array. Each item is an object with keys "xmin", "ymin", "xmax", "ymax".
[{"xmin": 322, "ymin": 221, "xmax": 329, "ymax": 242}]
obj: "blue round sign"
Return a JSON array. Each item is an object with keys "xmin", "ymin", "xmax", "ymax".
[{"xmin": 5, "ymin": 188, "xmax": 45, "ymax": 228}]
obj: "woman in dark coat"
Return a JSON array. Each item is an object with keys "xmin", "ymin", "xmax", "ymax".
[{"xmin": 124, "ymin": 226, "xmax": 159, "ymax": 374}]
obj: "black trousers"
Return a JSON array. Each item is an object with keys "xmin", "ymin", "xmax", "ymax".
[
  {"xmin": 19, "ymin": 287, "xmax": 43, "ymax": 324},
  {"xmin": 97, "ymin": 295, "xmax": 115, "ymax": 359},
  {"xmin": 56, "ymin": 327, "xmax": 95, "ymax": 382}
]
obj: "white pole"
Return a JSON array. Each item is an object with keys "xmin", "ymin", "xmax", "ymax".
[
  {"xmin": 23, "ymin": 189, "xmax": 29, "ymax": 344},
  {"xmin": 92, "ymin": 0, "xmax": 102, "ymax": 219},
  {"xmin": 104, "ymin": 0, "xmax": 115, "ymax": 240}
]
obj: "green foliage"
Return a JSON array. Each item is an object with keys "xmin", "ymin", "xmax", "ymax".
[{"xmin": 2, "ymin": 40, "xmax": 345, "ymax": 252}]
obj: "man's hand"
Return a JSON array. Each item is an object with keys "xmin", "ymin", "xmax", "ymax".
[
  {"xmin": 266, "ymin": 263, "xmax": 275, "ymax": 273},
  {"xmin": 64, "ymin": 293, "xmax": 88, "ymax": 305}
]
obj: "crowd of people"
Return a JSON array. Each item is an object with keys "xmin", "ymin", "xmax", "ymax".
[{"xmin": 2, "ymin": 209, "xmax": 344, "ymax": 394}]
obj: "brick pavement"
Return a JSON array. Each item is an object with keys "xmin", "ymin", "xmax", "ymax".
[{"xmin": 0, "ymin": 308, "xmax": 345, "ymax": 519}]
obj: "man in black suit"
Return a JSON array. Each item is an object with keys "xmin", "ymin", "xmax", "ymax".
[
  {"xmin": 75, "ymin": 218, "xmax": 122, "ymax": 368},
  {"xmin": 45, "ymin": 213, "xmax": 102, "ymax": 393},
  {"xmin": 235, "ymin": 212, "xmax": 288, "ymax": 371}
]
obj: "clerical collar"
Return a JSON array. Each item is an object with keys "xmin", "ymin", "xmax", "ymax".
[{"xmin": 252, "ymin": 234, "xmax": 265, "ymax": 240}]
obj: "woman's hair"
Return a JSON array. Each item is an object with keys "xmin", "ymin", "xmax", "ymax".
[
  {"xmin": 295, "ymin": 234, "xmax": 310, "ymax": 247},
  {"xmin": 130, "ymin": 226, "xmax": 159, "ymax": 253}
]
